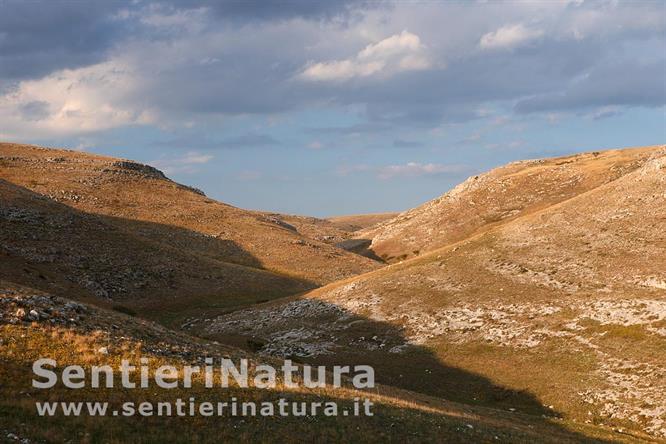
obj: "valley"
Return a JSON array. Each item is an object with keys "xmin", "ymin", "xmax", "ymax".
[{"xmin": 1, "ymin": 142, "xmax": 664, "ymax": 442}]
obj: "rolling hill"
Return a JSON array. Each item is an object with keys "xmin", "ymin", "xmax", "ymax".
[
  {"xmin": 358, "ymin": 147, "xmax": 661, "ymax": 262},
  {"xmin": 0, "ymin": 142, "xmax": 380, "ymax": 325},
  {"xmin": 205, "ymin": 145, "xmax": 666, "ymax": 440},
  {"xmin": 0, "ymin": 282, "xmax": 636, "ymax": 443},
  {"xmin": 326, "ymin": 213, "xmax": 399, "ymax": 232},
  {"xmin": 1, "ymin": 142, "xmax": 664, "ymax": 442}
]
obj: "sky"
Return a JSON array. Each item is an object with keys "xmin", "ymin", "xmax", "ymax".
[{"xmin": 0, "ymin": 0, "xmax": 664, "ymax": 217}]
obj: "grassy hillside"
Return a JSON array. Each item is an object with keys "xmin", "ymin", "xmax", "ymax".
[
  {"xmin": 0, "ymin": 282, "xmax": 624, "ymax": 443},
  {"xmin": 0, "ymin": 143, "xmax": 380, "ymax": 284},
  {"xmin": 359, "ymin": 146, "xmax": 661, "ymax": 262},
  {"xmin": 1, "ymin": 143, "xmax": 663, "ymax": 442},
  {"xmin": 0, "ymin": 143, "xmax": 381, "ymax": 325},
  {"xmin": 326, "ymin": 213, "xmax": 400, "ymax": 232},
  {"xmin": 206, "ymin": 146, "xmax": 666, "ymax": 441},
  {"xmin": 0, "ymin": 179, "xmax": 314, "ymax": 326}
]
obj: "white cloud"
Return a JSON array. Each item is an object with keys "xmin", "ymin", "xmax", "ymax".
[
  {"xmin": 0, "ymin": 60, "xmax": 154, "ymax": 137},
  {"xmin": 1, "ymin": 0, "xmax": 663, "ymax": 141},
  {"xmin": 358, "ymin": 30, "xmax": 423, "ymax": 60},
  {"xmin": 181, "ymin": 152, "xmax": 214, "ymax": 164},
  {"xmin": 337, "ymin": 160, "xmax": 468, "ymax": 180},
  {"xmin": 152, "ymin": 151, "xmax": 213, "ymax": 174},
  {"xmin": 307, "ymin": 141, "xmax": 324, "ymax": 149},
  {"xmin": 588, "ymin": 105, "xmax": 622, "ymax": 120},
  {"xmin": 479, "ymin": 24, "xmax": 544, "ymax": 50},
  {"xmin": 300, "ymin": 30, "xmax": 432, "ymax": 82},
  {"xmin": 139, "ymin": 5, "xmax": 207, "ymax": 32},
  {"xmin": 377, "ymin": 162, "xmax": 466, "ymax": 179}
]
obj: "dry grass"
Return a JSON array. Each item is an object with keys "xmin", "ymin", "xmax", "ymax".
[
  {"xmin": 1, "ymin": 143, "xmax": 665, "ymax": 442},
  {"xmin": 0, "ymin": 142, "xmax": 381, "ymax": 284},
  {"xmin": 0, "ymin": 142, "xmax": 382, "ymax": 326},
  {"xmin": 360, "ymin": 146, "xmax": 662, "ymax": 262},
  {"xmin": 207, "ymin": 146, "xmax": 666, "ymax": 440},
  {"xmin": 326, "ymin": 213, "xmax": 400, "ymax": 232},
  {"xmin": 0, "ymin": 285, "xmax": 631, "ymax": 443}
]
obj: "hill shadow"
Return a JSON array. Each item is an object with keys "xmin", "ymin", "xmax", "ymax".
[
  {"xmin": 0, "ymin": 179, "xmax": 614, "ymax": 440},
  {"xmin": 335, "ymin": 239, "xmax": 386, "ymax": 262},
  {"xmin": 0, "ymin": 179, "xmax": 316, "ymax": 325},
  {"xmin": 0, "ymin": 319, "xmax": 609, "ymax": 443},
  {"xmin": 204, "ymin": 297, "xmax": 610, "ymax": 441}
]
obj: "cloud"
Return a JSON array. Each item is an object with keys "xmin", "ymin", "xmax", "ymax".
[
  {"xmin": 0, "ymin": 0, "xmax": 127, "ymax": 81},
  {"xmin": 151, "ymin": 134, "xmax": 280, "ymax": 151},
  {"xmin": 307, "ymin": 141, "xmax": 324, "ymax": 149},
  {"xmin": 588, "ymin": 105, "xmax": 622, "ymax": 120},
  {"xmin": 300, "ymin": 31, "xmax": 431, "ymax": 82},
  {"xmin": 377, "ymin": 162, "xmax": 467, "ymax": 179},
  {"xmin": 393, "ymin": 139, "xmax": 424, "ymax": 148},
  {"xmin": 17, "ymin": 101, "xmax": 50, "ymax": 121},
  {"xmin": 307, "ymin": 123, "xmax": 389, "ymax": 135},
  {"xmin": 0, "ymin": 60, "xmax": 154, "ymax": 137},
  {"xmin": 218, "ymin": 134, "xmax": 280, "ymax": 149},
  {"xmin": 515, "ymin": 60, "xmax": 666, "ymax": 113},
  {"xmin": 181, "ymin": 0, "xmax": 369, "ymax": 22},
  {"xmin": 152, "ymin": 151, "xmax": 213, "ymax": 174},
  {"xmin": 0, "ymin": 0, "xmax": 664, "ymax": 142},
  {"xmin": 335, "ymin": 161, "xmax": 469, "ymax": 180},
  {"xmin": 335, "ymin": 164, "xmax": 372, "ymax": 176},
  {"xmin": 138, "ymin": 5, "xmax": 209, "ymax": 33},
  {"xmin": 0, "ymin": 0, "xmax": 363, "ymax": 81},
  {"xmin": 181, "ymin": 152, "xmax": 214, "ymax": 164},
  {"xmin": 479, "ymin": 23, "xmax": 544, "ymax": 50},
  {"xmin": 152, "ymin": 134, "xmax": 219, "ymax": 150}
]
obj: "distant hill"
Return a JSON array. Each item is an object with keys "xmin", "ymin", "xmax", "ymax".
[
  {"xmin": 2, "ymin": 142, "xmax": 664, "ymax": 441},
  {"xmin": 207, "ymin": 146, "xmax": 666, "ymax": 440},
  {"xmin": 358, "ymin": 146, "xmax": 662, "ymax": 262},
  {"xmin": 0, "ymin": 142, "xmax": 380, "ymax": 326},
  {"xmin": 326, "ymin": 213, "xmax": 399, "ymax": 232}
]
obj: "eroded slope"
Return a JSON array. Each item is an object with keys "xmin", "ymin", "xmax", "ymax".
[
  {"xmin": 0, "ymin": 282, "xmax": 620, "ymax": 443},
  {"xmin": 360, "ymin": 146, "xmax": 662, "ymax": 262},
  {"xmin": 0, "ymin": 179, "xmax": 315, "ymax": 325},
  {"xmin": 0, "ymin": 143, "xmax": 380, "ymax": 286},
  {"xmin": 207, "ymin": 147, "xmax": 666, "ymax": 440}
]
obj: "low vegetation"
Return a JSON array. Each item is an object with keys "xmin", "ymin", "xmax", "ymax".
[{"xmin": 1, "ymin": 143, "xmax": 664, "ymax": 442}]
